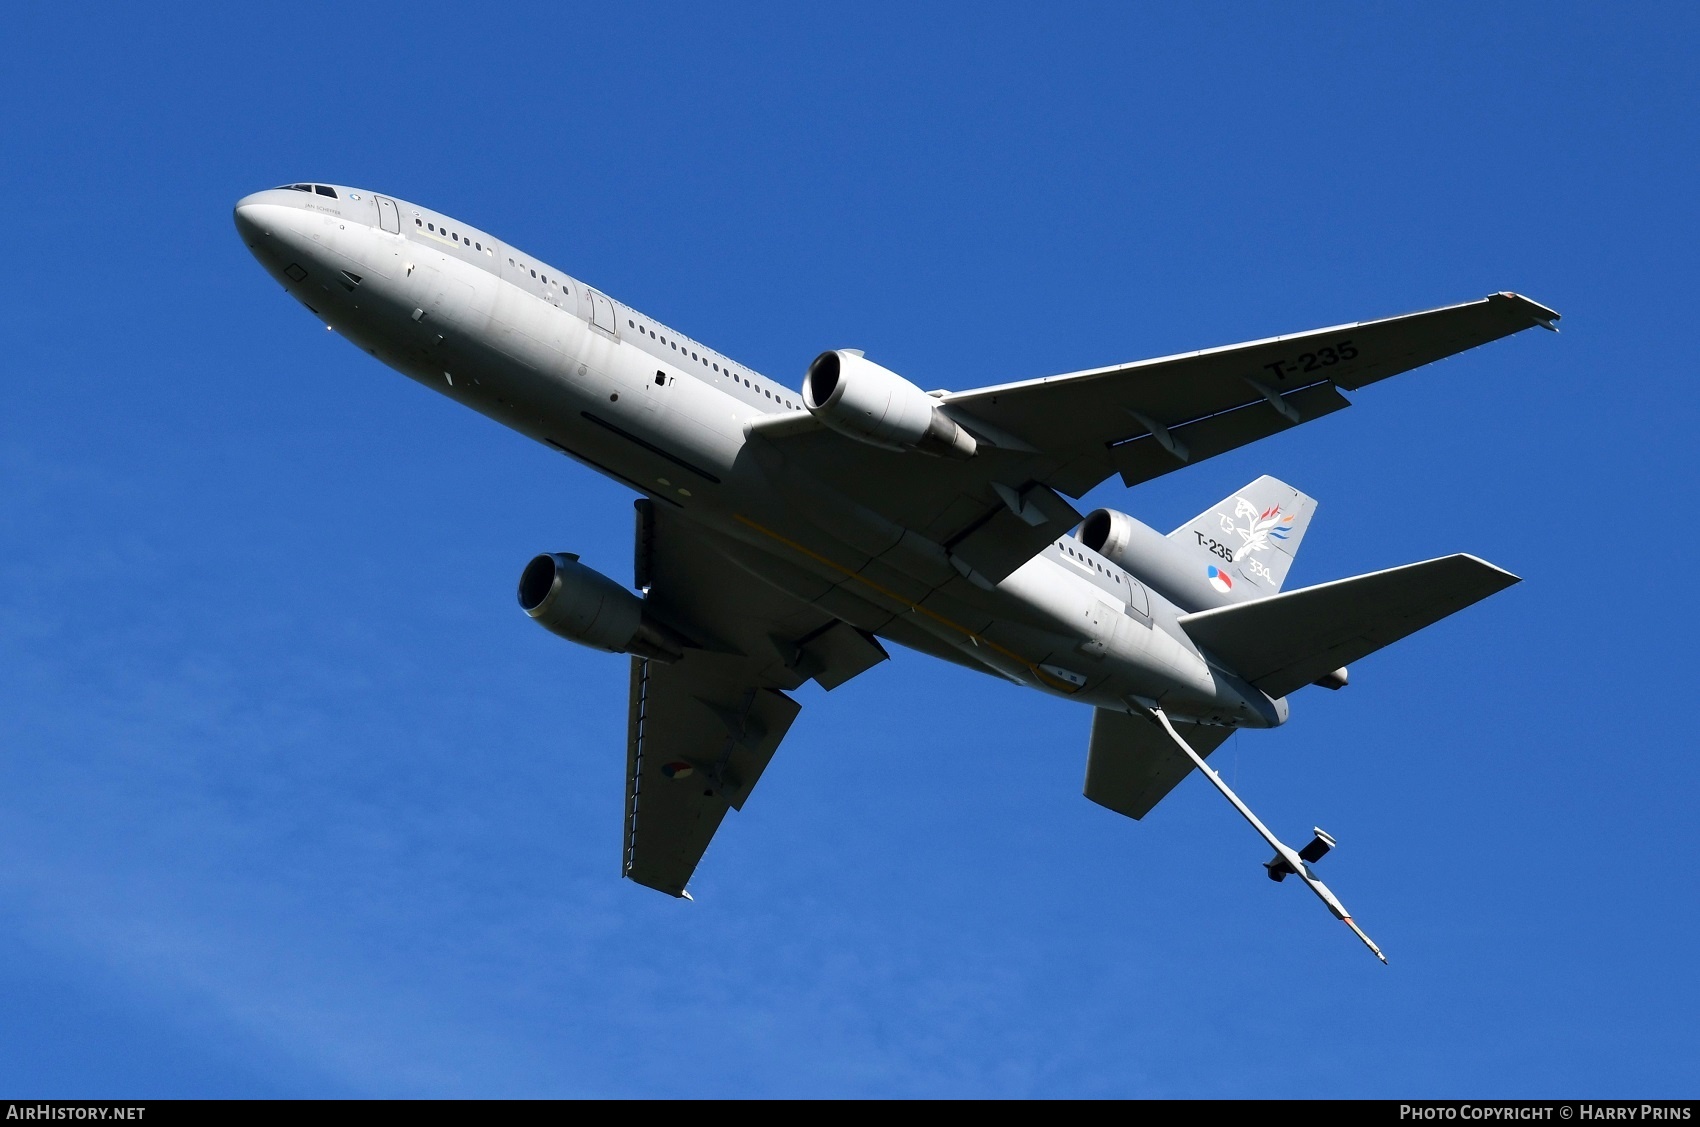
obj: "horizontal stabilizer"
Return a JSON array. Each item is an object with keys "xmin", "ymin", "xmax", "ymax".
[
  {"xmin": 1177, "ymin": 554, "xmax": 1519, "ymax": 700},
  {"xmin": 1084, "ymin": 708, "xmax": 1235, "ymax": 820}
]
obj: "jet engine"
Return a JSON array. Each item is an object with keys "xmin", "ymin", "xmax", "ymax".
[
  {"xmin": 802, "ymin": 350, "xmax": 976, "ymax": 458},
  {"xmin": 517, "ymin": 553, "xmax": 686, "ymax": 661},
  {"xmin": 1078, "ymin": 507, "xmax": 1236, "ymax": 614}
]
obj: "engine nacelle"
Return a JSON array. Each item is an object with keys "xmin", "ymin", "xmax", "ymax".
[
  {"xmin": 802, "ymin": 350, "xmax": 976, "ymax": 458},
  {"xmin": 517, "ymin": 553, "xmax": 685, "ymax": 661},
  {"xmin": 1078, "ymin": 507, "xmax": 1238, "ymax": 614}
]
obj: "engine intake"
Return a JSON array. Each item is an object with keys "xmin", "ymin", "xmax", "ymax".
[
  {"xmin": 803, "ymin": 350, "xmax": 976, "ymax": 458},
  {"xmin": 518, "ymin": 553, "xmax": 685, "ymax": 661},
  {"xmin": 1079, "ymin": 507, "xmax": 1236, "ymax": 613}
]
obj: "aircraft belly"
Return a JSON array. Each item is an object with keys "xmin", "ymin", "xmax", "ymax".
[
  {"xmin": 567, "ymin": 397, "xmax": 1266, "ymax": 721},
  {"xmin": 687, "ymin": 500, "xmax": 1222, "ymax": 707},
  {"xmin": 990, "ymin": 556, "xmax": 1223, "ymax": 704}
]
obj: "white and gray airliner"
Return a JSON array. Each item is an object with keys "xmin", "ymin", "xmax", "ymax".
[{"xmin": 234, "ymin": 182, "xmax": 1558, "ymax": 961}]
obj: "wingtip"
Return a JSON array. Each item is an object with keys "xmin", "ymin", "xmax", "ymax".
[
  {"xmin": 1453, "ymin": 553, "xmax": 1523, "ymax": 586},
  {"xmin": 1491, "ymin": 291, "xmax": 1562, "ymax": 330}
]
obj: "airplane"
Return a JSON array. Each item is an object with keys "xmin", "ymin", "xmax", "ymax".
[{"xmin": 233, "ymin": 182, "xmax": 1558, "ymax": 962}]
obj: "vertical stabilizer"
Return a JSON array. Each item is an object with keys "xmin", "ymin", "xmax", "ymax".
[{"xmin": 1168, "ymin": 475, "xmax": 1316, "ymax": 597}]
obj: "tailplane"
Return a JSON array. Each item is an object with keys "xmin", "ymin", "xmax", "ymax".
[
  {"xmin": 1169, "ymin": 475, "xmax": 1316, "ymax": 598},
  {"xmin": 1177, "ymin": 554, "xmax": 1520, "ymax": 699}
]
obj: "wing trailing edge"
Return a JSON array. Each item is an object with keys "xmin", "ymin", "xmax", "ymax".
[{"xmin": 1175, "ymin": 554, "xmax": 1520, "ymax": 700}]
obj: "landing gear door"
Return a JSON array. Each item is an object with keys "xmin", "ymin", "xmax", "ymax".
[
  {"xmin": 589, "ymin": 290, "xmax": 619, "ymax": 337},
  {"xmin": 376, "ymin": 196, "xmax": 401, "ymax": 235}
]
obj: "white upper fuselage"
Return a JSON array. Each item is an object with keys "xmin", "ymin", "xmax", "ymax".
[{"xmin": 233, "ymin": 183, "xmax": 1284, "ymax": 730}]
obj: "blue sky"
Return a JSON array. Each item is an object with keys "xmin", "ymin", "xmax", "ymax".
[{"xmin": 2, "ymin": 2, "xmax": 1695, "ymax": 1097}]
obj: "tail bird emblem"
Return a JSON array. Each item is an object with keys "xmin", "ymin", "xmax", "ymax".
[{"xmin": 1223, "ymin": 498, "xmax": 1297, "ymax": 562}]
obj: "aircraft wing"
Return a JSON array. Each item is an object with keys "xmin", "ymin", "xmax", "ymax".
[
  {"xmin": 1176, "ymin": 553, "xmax": 1520, "ymax": 700},
  {"xmin": 623, "ymin": 501, "xmax": 889, "ymax": 896},
  {"xmin": 940, "ymin": 290, "xmax": 1558, "ymax": 492},
  {"xmin": 749, "ymin": 294, "xmax": 1555, "ymax": 585}
]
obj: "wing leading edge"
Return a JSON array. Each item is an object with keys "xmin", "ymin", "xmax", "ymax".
[
  {"xmin": 621, "ymin": 502, "xmax": 890, "ymax": 896},
  {"xmin": 750, "ymin": 293, "xmax": 1557, "ymax": 589},
  {"xmin": 942, "ymin": 291, "xmax": 1558, "ymax": 494},
  {"xmin": 624, "ymin": 654, "xmax": 802, "ymax": 895}
]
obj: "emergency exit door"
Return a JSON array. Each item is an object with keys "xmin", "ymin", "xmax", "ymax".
[
  {"xmin": 589, "ymin": 290, "xmax": 618, "ymax": 336},
  {"xmin": 376, "ymin": 196, "xmax": 401, "ymax": 234}
]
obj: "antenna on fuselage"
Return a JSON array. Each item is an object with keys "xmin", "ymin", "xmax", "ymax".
[{"xmin": 1144, "ymin": 705, "xmax": 1387, "ymax": 964}]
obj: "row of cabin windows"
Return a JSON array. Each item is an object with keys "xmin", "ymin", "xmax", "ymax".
[
  {"xmin": 418, "ymin": 217, "xmax": 493, "ymax": 255},
  {"xmin": 507, "ymin": 256, "xmax": 572, "ymax": 294},
  {"xmin": 277, "ymin": 184, "xmax": 338, "ymax": 198},
  {"xmin": 627, "ymin": 319, "xmax": 799, "ymax": 410},
  {"xmin": 406, "ymin": 231, "xmax": 797, "ymax": 410},
  {"xmin": 1058, "ymin": 540, "xmax": 1124, "ymax": 584}
]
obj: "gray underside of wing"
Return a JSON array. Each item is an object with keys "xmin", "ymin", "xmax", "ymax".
[
  {"xmin": 624, "ymin": 655, "xmax": 801, "ymax": 896},
  {"xmin": 942, "ymin": 291, "xmax": 1560, "ymax": 495},
  {"xmin": 1084, "ymin": 708, "xmax": 1236, "ymax": 820},
  {"xmin": 1176, "ymin": 554, "xmax": 1520, "ymax": 700},
  {"xmin": 620, "ymin": 502, "xmax": 890, "ymax": 897},
  {"xmin": 748, "ymin": 294, "xmax": 1556, "ymax": 593}
]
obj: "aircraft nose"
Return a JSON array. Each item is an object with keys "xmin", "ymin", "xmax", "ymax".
[
  {"xmin": 232, "ymin": 192, "xmax": 274, "ymax": 244},
  {"xmin": 232, "ymin": 189, "xmax": 314, "ymax": 272}
]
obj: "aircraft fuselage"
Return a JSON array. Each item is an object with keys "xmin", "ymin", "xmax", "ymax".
[{"xmin": 233, "ymin": 184, "xmax": 1284, "ymax": 731}]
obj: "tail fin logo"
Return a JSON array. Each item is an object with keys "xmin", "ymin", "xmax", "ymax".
[
  {"xmin": 1206, "ymin": 565, "xmax": 1234, "ymax": 593},
  {"xmin": 1221, "ymin": 498, "xmax": 1297, "ymax": 562}
]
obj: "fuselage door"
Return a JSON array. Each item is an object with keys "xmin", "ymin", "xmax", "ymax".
[
  {"xmin": 1125, "ymin": 576, "xmax": 1150, "ymax": 618},
  {"xmin": 376, "ymin": 196, "xmax": 401, "ymax": 235},
  {"xmin": 589, "ymin": 290, "xmax": 619, "ymax": 337}
]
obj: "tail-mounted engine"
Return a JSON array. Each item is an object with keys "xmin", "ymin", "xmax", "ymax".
[
  {"xmin": 802, "ymin": 350, "xmax": 976, "ymax": 458},
  {"xmin": 517, "ymin": 553, "xmax": 686, "ymax": 661},
  {"xmin": 1079, "ymin": 507, "xmax": 1235, "ymax": 613}
]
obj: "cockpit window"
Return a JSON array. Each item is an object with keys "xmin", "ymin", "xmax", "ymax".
[
  {"xmin": 293, "ymin": 184, "xmax": 313, "ymax": 192},
  {"xmin": 314, "ymin": 185, "xmax": 337, "ymax": 198}
]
